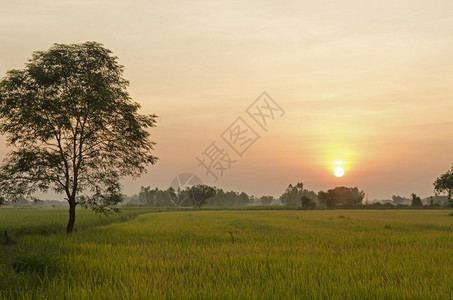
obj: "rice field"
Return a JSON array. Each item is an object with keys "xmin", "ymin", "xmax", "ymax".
[{"xmin": 1, "ymin": 208, "xmax": 453, "ymax": 299}]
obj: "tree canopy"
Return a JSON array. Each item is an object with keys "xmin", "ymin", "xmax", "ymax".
[
  {"xmin": 0, "ymin": 42, "xmax": 157, "ymax": 233},
  {"xmin": 301, "ymin": 195, "xmax": 315, "ymax": 209},
  {"xmin": 410, "ymin": 193, "xmax": 423, "ymax": 207},
  {"xmin": 434, "ymin": 164, "xmax": 453, "ymax": 206},
  {"xmin": 280, "ymin": 183, "xmax": 318, "ymax": 206},
  {"xmin": 189, "ymin": 184, "xmax": 216, "ymax": 208},
  {"xmin": 318, "ymin": 186, "xmax": 365, "ymax": 208}
]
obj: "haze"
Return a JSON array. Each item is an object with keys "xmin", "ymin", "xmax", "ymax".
[{"xmin": 1, "ymin": 0, "xmax": 452, "ymax": 200}]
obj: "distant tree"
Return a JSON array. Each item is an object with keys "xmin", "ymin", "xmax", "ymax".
[
  {"xmin": 434, "ymin": 164, "xmax": 453, "ymax": 206},
  {"xmin": 8, "ymin": 196, "xmax": 30, "ymax": 207},
  {"xmin": 411, "ymin": 193, "xmax": 423, "ymax": 207},
  {"xmin": 189, "ymin": 185, "xmax": 216, "ymax": 209},
  {"xmin": 300, "ymin": 195, "xmax": 315, "ymax": 209},
  {"xmin": 238, "ymin": 192, "xmax": 251, "ymax": 206},
  {"xmin": 392, "ymin": 195, "xmax": 410, "ymax": 205},
  {"xmin": 425, "ymin": 195, "xmax": 449, "ymax": 206},
  {"xmin": 318, "ymin": 186, "xmax": 365, "ymax": 208},
  {"xmin": 318, "ymin": 190, "xmax": 336, "ymax": 208},
  {"xmin": 259, "ymin": 195, "xmax": 274, "ymax": 205},
  {"xmin": 174, "ymin": 187, "xmax": 191, "ymax": 207},
  {"xmin": 249, "ymin": 195, "xmax": 259, "ymax": 205},
  {"xmin": 280, "ymin": 182, "xmax": 317, "ymax": 206},
  {"xmin": 206, "ymin": 189, "xmax": 251, "ymax": 206},
  {"xmin": 32, "ymin": 199, "xmax": 44, "ymax": 206},
  {"xmin": 207, "ymin": 188, "xmax": 225, "ymax": 206},
  {"xmin": 137, "ymin": 186, "xmax": 166, "ymax": 206},
  {"xmin": 0, "ymin": 42, "xmax": 157, "ymax": 233},
  {"xmin": 0, "ymin": 196, "xmax": 5, "ymax": 206},
  {"xmin": 138, "ymin": 186, "xmax": 155, "ymax": 205},
  {"xmin": 135, "ymin": 186, "xmax": 194, "ymax": 207}
]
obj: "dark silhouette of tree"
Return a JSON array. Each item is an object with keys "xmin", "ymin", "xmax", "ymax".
[
  {"xmin": 131, "ymin": 186, "xmax": 252, "ymax": 207},
  {"xmin": 318, "ymin": 186, "xmax": 365, "ymax": 208},
  {"xmin": 411, "ymin": 193, "xmax": 423, "ymax": 207},
  {"xmin": 300, "ymin": 195, "xmax": 315, "ymax": 209},
  {"xmin": 189, "ymin": 184, "xmax": 216, "ymax": 208},
  {"xmin": 318, "ymin": 190, "xmax": 336, "ymax": 208},
  {"xmin": 138, "ymin": 186, "xmax": 177, "ymax": 206},
  {"xmin": 434, "ymin": 164, "xmax": 453, "ymax": 206},
  {"xmin": 259, "ymin": 195, "xmax": 274, "ymax": 205},
  {"xmin": 0, "ymin": 42, "xmax": 157, "ymax": 233},
  {"xmin": 238, "ymin": 192, "xmax": 250, "ymax": 206},
  {"xmin": 392, "ymin": 195, "xmax": 410, "ymax": 205},
  {"xmin": 280, "ymin": 183, "xmax": 317, "ymax": 206},
  {"xmin": 207, "ymin": 189, "xmax": 251, "ymax": 206}
]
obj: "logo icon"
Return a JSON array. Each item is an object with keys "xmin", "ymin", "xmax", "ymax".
[{"xmin": 168, "ymin": 173, "xmax": 202, "ymax": 206}]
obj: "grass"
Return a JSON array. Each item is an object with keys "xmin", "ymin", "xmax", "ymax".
[
  {"xmin": 0, "ymin": 206, "xmax": 190, "ymax": 240},
  {"xmin": 1, "ymin": 208, "xmax": 453, "ymax": 299}
]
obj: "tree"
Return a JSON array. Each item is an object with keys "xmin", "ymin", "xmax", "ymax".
[
  {"xmin": 300, "ymin": 195, "xmax": 315, "ymax": 209},
  {"xmin": 280, "ymin": 182, "xmax": 317, "ymax": 206},
  {"xmin": 410, "ymin": 193, "xmax": 423, "ymax": 207},
  {"xmin": 0, "ymin": 42, "xmax": 157, "ymax": 233},
  {"xmin": 434, "ymin": 164, "xmax": 453, "ymax": 206},
  {"xmin": 318, "ymin": 186, "xmax": 365, "ymax": 208},
  {"xmin": 392, "ymin": 195, "xmax": 410, "ymax": 205},
  {"xmin": 238, "ymin": 192, "xmax": 251, "ymax": 206},
  {"xmin": 189, "ymin": 184, "xmax": 216, "ymax": 208},
  {"xmin": 206, "ymin": 189, "xmax": 251, "ymax": 206},
  {"xmin": 174, "ymin": 187, "xmax": 191, "ymax": 207},
  {"xmin": 259, "ymin": 195, "xmax": 274, "ymax": 205},
  {"xmin": 318, "ymin": 190, "xmax": 336, "ymax": 208}
]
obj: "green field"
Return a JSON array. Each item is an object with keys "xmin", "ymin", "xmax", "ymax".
[{"xmin": 1, "ymin": 208, "xmax": 452, "ymax": 299}]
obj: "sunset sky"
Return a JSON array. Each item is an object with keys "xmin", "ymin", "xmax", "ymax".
[{"xmin": 1, "ymin": 0, "xmax": 452, "ymax": 200}]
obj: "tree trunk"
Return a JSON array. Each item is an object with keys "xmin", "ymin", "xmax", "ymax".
[{"xmin": 66, "ymin": 201, "xmax": 76, "ymax": 234}]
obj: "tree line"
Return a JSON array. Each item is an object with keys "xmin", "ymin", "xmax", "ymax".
[{"xmin": 125, "ymin": 177, "xmax": 453, "ymax": 209}]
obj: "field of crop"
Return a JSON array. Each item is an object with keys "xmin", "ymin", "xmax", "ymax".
[{"xmin": 1, "ymin": 208, "xmax": 453, "ymax": 299}]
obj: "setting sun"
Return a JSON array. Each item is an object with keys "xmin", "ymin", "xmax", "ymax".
[{"xmin": 334, "ymin": 167, "xmax": 345, "ymax": 177}]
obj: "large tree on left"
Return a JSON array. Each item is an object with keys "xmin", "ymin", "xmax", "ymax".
[{"xmin": 0, "ymin": 42, "xmax": 157, "ymax": 233}]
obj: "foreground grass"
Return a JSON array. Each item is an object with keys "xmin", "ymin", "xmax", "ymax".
[{"xmin": 1, "ymin": 209, "xmax": 453, "ymax": 299}]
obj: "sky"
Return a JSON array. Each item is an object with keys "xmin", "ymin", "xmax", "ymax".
[{"xmin": 0, "ymin": 0, "xmax": 452, "ymax": 200}]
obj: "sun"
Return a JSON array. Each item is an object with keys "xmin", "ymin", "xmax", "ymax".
[{"xmin": 334, "ymin": 166, "xmax": 345, "ymax": 177}]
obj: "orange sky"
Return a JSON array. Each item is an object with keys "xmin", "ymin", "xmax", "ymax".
[{"xmin": 1, "ymin": 0, "xmax": 452, "ymax": 199}]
